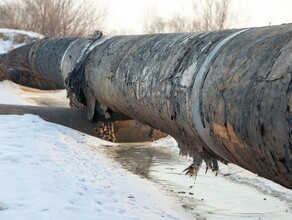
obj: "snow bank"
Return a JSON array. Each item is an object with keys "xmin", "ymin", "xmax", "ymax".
[
  {"xmin": 0, "ymin": 114, "xmax": 190, "ymax": 219},
  {"xmin": 0, "ymin": 28, "xmax": 43, "ymax": 54}
]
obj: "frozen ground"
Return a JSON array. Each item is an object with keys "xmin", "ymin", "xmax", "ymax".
[{"xmin": 0, "ymin": 81, "xmax": 192, "ymax": 219}]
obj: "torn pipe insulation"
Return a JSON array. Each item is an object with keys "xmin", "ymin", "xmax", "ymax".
[{"xmin": 66, "ymin": 24, "xmax": 292, "ymax": 189}]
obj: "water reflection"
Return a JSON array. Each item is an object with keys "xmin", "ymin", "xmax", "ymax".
[
  {"xmin": 104, "ymin": 144, "xmax": 292, "ymax": 219},
  {"xmin": 105, "ymin": 145, "xmax": 173, "ymax": 178}
]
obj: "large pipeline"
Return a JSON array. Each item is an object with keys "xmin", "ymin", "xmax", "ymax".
[
  {"xmin": 3, "ymin": 24, "xmax": 292, "ymax": 188},
  {"xmin": 75, "ymin": 24, "xmax": 292, "ymax": 188}
]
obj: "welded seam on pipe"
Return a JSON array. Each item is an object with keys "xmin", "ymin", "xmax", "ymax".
[{"xmin": 191, "ymin": 29, "xmax": 249, "ymax": 152}]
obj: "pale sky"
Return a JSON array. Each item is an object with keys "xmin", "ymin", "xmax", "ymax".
[{"xmin": 96, "ymin": 0, "xmax": 292, "ymax": 34}]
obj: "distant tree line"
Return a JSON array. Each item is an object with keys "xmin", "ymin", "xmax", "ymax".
[
  {"xmin": 0, "ymin": 0, "xmax": 107, "ymax": 37},
  {"xmin": 144, "ymin": 0, "xmax": 233, "ymax": 33}
]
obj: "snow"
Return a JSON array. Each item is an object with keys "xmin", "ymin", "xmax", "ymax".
[
  {"xmin": 0, "ymin": 80, "xmax": 68, "ymax": 107},
  {"xmin": 152, "ymin": 136, "xmax": 180, "ymax": 154},
  {"xmin": 219, "ymin": 163, "xmax": 292, "ymax": 202},
  {"xmin": 0, "ymin": 28, "xmax": 43, "ymax": 39},
  {"xmin": 0, "ymin": 81, "xmax": 31, "ymax": 105},
  {"xmin": 0, "ymin": 81, "xmax": 191, "ymax": 219},
  {"xmin": 0, "ymin": 115, "xmax": 190, "ymax": 219},
  {"xmin": 0, "ymin": 28, "xmax": 43, "ymax": 54}
]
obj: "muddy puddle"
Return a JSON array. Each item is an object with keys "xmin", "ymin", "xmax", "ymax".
[{"xmin": 104, "ymin": 144, "xmax": 292, "ymax": 219}]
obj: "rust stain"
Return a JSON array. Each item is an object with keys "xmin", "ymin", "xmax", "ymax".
[
  {"xmin": 213, "ymin": 122, "xmax": 246, "ymax": 165},
  {"xmin": 213, "ymin": 123, "xmax": 229, "ymax": 140},
  {"xmin": 213, "ymin": 122, "xmax": 244, "ymax": 148},
  {"xmin": 226, "ymin": 122, "xmax": 244, "ymax": 148}
]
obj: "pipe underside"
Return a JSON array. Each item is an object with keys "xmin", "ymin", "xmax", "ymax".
[{"xmin": 2, "ymin": 24, "xmax": 292, "ymax": 188}]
